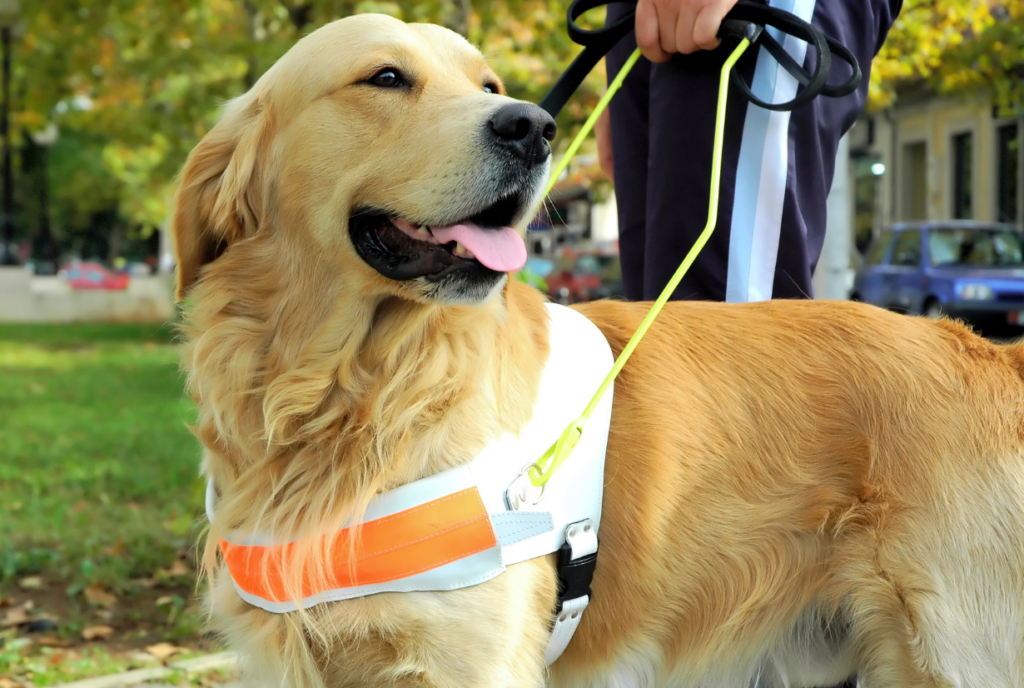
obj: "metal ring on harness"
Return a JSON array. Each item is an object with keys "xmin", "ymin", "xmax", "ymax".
[
  {"xmin": 504, "ymin": 462, "xmax": 547, "ymax": 510},
  {"xmin": 537, "ymin": 0, "xmax": 863, "ymax": 118}
]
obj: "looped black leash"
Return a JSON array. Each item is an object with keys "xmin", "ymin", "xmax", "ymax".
[{"xmin": 537, "ymin": 0, "xmax": 862, "ymax": 118}]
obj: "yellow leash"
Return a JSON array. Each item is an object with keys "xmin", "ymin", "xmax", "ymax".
[{"xmin": 529, "ymin": 39, "xmax": 751, "ymax": 488}]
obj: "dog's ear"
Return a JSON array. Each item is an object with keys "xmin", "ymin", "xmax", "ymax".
[{"xmin": 171, "ymin": 96, "xmax": 273, "ymax": 300}]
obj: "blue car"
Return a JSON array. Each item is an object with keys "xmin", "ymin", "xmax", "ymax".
[{"xmin": 852, "ymin": 221, "xmax": 1024, "ymax": 326}]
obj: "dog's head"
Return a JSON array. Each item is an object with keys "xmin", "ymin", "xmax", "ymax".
[{"xmin": 172, "ymin": 14, "xmax": 555, "ymax": 305}]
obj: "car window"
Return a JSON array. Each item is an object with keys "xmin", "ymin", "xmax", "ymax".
[
  {"xmin": 866, "ymin": 232, "xmax": 896, "ymax": 265},
  {"xmin": 928, "ymin": 227, "xmax": 1024, "ymax": 268},
  {"xmin": 891, "ymin": 230, "xmax": 921, "ymax": 267}
]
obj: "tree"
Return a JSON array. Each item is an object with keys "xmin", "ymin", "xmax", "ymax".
[
  {"xmin": 869, "ymin": 0, "xmax": 1024, "ymax": 112},
  {"xmin": 10, "ymin": 0, "xmax": 604, "ymax": 258}
]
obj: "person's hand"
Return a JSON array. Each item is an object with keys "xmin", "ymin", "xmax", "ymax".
[
  {"xmin": 595, "ymin": 108, "xmax": 614, "ymax": 184},
  {"xmin": 635, "ymin": 0, "xmax": 740, "ymax": 63}
]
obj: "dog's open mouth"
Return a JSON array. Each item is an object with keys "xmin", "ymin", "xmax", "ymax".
[{"xmin": 349, "ymin": 193, "xmax": 529, "ymax": 282}]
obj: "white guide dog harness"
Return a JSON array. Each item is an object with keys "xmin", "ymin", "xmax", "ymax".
[{"xmin": 207, "ymin": 303, "xmax": 614, "ymax": 665}]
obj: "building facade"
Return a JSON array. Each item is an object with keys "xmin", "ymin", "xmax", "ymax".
[{"xmin": 853, "ymin": 93, "xmax": 1024, "ymax": 248}]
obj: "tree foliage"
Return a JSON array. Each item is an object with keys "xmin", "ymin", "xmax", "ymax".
[
  {"xmin": 18, "ymin": 0, "xmax": 1020, "ymax": 257},
  {"xmin": 869, "ymin": 0, "xmax": 1024, "ymax": 112},
  {"xmin": 10, "ymin": 0, "xmax": 604, "ymax": 257}
]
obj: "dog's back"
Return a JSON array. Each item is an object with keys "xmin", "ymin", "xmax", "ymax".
[{"xmin": 567, "ymin": 297, "xmax": 1024, "ymax": 687}]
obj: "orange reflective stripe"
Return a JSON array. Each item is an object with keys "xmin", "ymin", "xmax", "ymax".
[{"xmin": 221, "ymin": 487, "xmax": 496, "ymax": 604}]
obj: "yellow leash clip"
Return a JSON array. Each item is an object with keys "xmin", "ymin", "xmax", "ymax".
[{"xmin": 530, "ymin": 38, "xmax": 751, "ymax": 488}]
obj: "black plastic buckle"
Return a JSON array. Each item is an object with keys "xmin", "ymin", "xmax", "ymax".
[{"xmin": 555, "ymin": 538, "xmax": 599, "ymax": 612}]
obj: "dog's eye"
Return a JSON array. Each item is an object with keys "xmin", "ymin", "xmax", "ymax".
[
  {"xmin": 370, "ymin": 68, "xmax": 404, "ymax": 88},
  {"xmin": 483, "ymin": 82, "xmax": 500, "ymax": 94}
]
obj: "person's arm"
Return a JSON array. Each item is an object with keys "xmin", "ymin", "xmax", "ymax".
[
  {"xmin": 596, "ymin": 0, "xmax": 739, "ymax": 181},
  {"xmin": 596, "ymin": 109, "xmax": 615, "ymax": 184}
]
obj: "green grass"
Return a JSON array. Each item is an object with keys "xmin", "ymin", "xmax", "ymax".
[{"xmin": 0, "ymin": 322, "xmax": 203, "ymax": 592}]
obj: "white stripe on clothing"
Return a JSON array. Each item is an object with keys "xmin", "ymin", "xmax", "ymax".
[{"xmin": 726, "ymin": 0, "xmax": 818, "ymax": 303}]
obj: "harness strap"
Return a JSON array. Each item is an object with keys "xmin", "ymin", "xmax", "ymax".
[
  {"xmin": 207, "ymin": 476, "xmax": 553, "ymax": 614},
  {"xmin": 205, "ymin": 304, "xmax": 614, "ymax": 662}
]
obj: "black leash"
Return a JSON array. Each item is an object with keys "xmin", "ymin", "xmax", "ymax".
[{"xmin": 537, "ymin": 0, "xmax": 862, "ymax": 118}]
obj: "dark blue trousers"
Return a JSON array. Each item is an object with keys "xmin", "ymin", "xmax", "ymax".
[{"xmin": 606, "ymin": 0, "xmax": 901, "ymax": 302}]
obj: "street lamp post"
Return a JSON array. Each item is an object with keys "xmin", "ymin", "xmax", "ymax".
[
  {"xmin": 0, "ymin": 0, "xmax": 20, "ymax": 266},
  {"xmin": 30, "ymin": 123, "xmax": 58, "ymax": 274}
]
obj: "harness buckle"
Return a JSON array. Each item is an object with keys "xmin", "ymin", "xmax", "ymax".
[
  {"xmin": 544, "ymin": 519, "xmax": 600, "ymax": 664},
  {"xmin": 558, "ymin": 519, "xmax": 599, "ymax": 605}
]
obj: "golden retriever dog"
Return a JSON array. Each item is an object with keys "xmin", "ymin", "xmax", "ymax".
[{"xmin": 172, "ymin": 13, "xmax": 1024, "ymax": 688}]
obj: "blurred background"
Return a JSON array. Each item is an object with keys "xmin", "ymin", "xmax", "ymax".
[{"xmin": 1, "ymin": 0, "xmax": 1022, "ymax": 685}]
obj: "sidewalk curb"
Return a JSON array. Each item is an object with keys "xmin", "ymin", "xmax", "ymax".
[{"xmin": 49, "ymin": 651, "xmax": 238, "ymax": 688}]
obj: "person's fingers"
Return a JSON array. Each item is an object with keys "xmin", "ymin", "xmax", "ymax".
[
  {"xmin": 595, "ymin": 108, "xmax": 615, "ymax": 185},
  {"xmin": 636, "ymin": 0, "xmax": 670, "ymax": 63},
  {"xmin": 692, "ymin": 0, "xmax": 737, "ymax": 51},
  {"xmin": 674, "ymin": 3, "xmax": 700, "ymax": 54},
  {"xmin": 656, "ymin": 0, "xmax": 682, "ymax": 58}
]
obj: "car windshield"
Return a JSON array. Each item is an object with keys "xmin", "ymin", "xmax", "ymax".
[{"xmin": 927, "ymin": 228, "xmax": 1024, "ymax": 268}]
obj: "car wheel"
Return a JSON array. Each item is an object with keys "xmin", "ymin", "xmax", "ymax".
[{"xmin": 923, "ymin": 299, "xmax": 942, "ymax": 319}]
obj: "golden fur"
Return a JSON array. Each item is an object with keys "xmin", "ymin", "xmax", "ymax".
[{"xmin": 173, "ymin": 13, "xmax": 1024, "ymax": 688}]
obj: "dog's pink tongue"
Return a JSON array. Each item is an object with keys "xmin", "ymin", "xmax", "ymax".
[{"xmin": 430, "ymin": 222, "xmax": 527, "ymax": 272}]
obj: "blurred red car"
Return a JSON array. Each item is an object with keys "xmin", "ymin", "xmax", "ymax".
[{"xmin": 61, "ymin": 262, "xmax": 130, "ymax": 290}]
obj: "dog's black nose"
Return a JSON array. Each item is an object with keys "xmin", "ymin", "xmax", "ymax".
[{"xmin": 488, "ymin": 103, "xmax": 557, "ymax": 167}]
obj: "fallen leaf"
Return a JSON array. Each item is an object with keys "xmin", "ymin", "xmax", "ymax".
[
  {"xmin": 83, "ymin": 584, "xmax": 117, "ymax": 608},
  {"xmin": 1, "ymin": 607, "xmax": 28, "ymax": 627},
  {"xmin": 0, "ymin": 596, "xmax": 14, "ymax": 607},
  {"xmin": 81, "ymin": 625, "xmax": 113, "ymax": 641},
  {"xmin": 18, "ymin": 576, "xmax": 44, "ymax": 590},
  {"xmin": 155, "ymin": 596, "xmax": 173, "ymax": 607},
  {"xmin": 129, "ymin": 651, "xmax": 160, "ymax": 665},
  {"xmin": 145, "ymin": 642, "xmax": 183, "ymax": 659},
  {"xmin": 156, "ymin": 560, "xmax": 192, "ymax": 580},
  {"xmin": 38, "ymin": 636, "xmax": 68, "ymax": 647},
  {"xmin": 168, "ymin": 560, "xmax": 191, "ymax": 576},
  {"xmin": 1, "ymin": 601, "xmax": 33, "ymax": 627},
  {"xmin": 129, "ymin": 577, "xmax": 156, "ymax": 589},
  {"xmin": 0, "ymin": 677, "xmax": 23, "ymax": 688}
]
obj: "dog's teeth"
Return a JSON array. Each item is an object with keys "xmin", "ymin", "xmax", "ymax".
[
  {"xmin": 455, "ymin": 243, "xmax": 468, "ymax": 256},
  {"xmin": 416, "ymin": 226, "xmax": 430, "ymax": 237}
]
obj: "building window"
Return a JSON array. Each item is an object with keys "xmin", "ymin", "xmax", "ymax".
[
  {"xmin": 997, "ymin": 123, "xmax": 1020, "ymax": 225},
  {"xmin": 952, "ymin": 132, "xmax": 973, "ymax": 219},
  {"xmin": 901, "ymin": 141, "xmax": 927, "ymax": 221}
]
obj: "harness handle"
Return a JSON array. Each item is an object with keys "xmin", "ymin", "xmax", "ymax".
[{"xmin": 537, "ymin": 0, "xmax": 862, "ymax": 118}]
